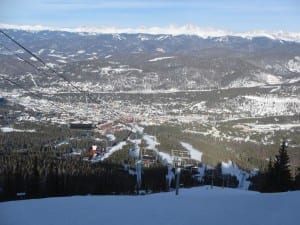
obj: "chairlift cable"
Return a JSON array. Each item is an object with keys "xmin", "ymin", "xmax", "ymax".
[
  {"xmin": 0, "ymin": 30, "xmax": 120, "ymax": 119},
  {"xmin": 0, "ymin": 74, "xmax": 70, "ymax": 114},
  {"xmin": 0, "ymin": 29, "xmax": 138, "ymax": 160}
]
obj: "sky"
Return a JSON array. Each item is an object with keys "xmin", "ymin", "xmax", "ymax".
[{"xmin": 0, "ymin": 0, "xmax": 300, "ymax": 32}]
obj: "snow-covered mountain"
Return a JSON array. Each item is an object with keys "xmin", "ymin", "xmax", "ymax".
[
  {"xmin": 0, "ymin": 26, "xmax": 299, "ymax": 92},
  {"xmin": 1, "ymin": 23, "xmax": 300, "ymax": 42}
]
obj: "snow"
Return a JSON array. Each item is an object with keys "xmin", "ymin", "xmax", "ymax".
[
  {"xmin": 156, "ymin": 48, "xmax": 165, "ymax": 53},
  {"xmin": 158, "ymin": 151, "xmax": 173, "ymax": 165},
  {"xmin": 45, "ymin": 62, "xmax": 56, "ymax": 68},
  {"xmin": 48, "ymin": 53, "xmax": 67, "ymax": 59},
  {"xmin": 148, "ymin": 56, "xmax": 174, "ymax": 62},
  {"xmin": 255, "ymin": 72, "xmax": 282, "ymax": 85},
  {"xmin": 100, "ymin": 66, "xmax": 142, "ymax": 75},
  {"xmin": 106, "ymin": 134, "xmax": 116, "ymax": 141},
  {"xmin": 143, "ymin": 134, "xmax": 159, "ymax": 150},
  {"xmin": 1, "ymin": 23, "xmax": 300, "ymax": 42},
  {"xmin": 100, "ymin": 141, "xmax": 127, "ymax": 161},
  {"xmin": 221, "ymin": 161, "xmax": 250, "ymax": 189},
  {"xmin": 131, "ymin": 124, "xmax": 144, "ymax": 134},
  {"xmin": 180, "ymin": 142, "xmax": 203, "ymax": 162},
  {"xmin": 0, "ymin": 127, "xmax": 36, "ymax": 133},
  {"xmin": 239, "ymin": 95, "xmax": 300, "ymax": 117},
  {"xmin": 29, "ymin": 56, "xmax": 37, "ymax": 62},
  {"xmin": 77, "ymin": 50, "xmax": 85, "ymax": 54},
  {"xmin": 142, "ymin": 134, "xmax": 173, "ymax": 164},
  {"xmin": 227, "ymin": 72, "xmax": 282, "ymax": 88},
  {"xmin": 29, "ymin": 73, "xmax": 38, "ymax": 87},
  {"xmin": 286, "ymin": 56, "xmax": 300, "ymax": 72},
  {"xmin": 1, "ymin": 187, "xmax": 299, "ymax": 225},
  {"xmin": 56, "ymin": 59, "xmax": 67, "ymax": 63},
  {"xmin": 112, "ymin": 34, "xmax": 125, "ymax": 40},
  {"xmin": 234, "ymin": 123, "xmax": 300, "ymax": 133},
  {"xmin": 189, "ymin": 101, "xmax": 206, "ymax": 111},
  {"xmin": 138, "ymin": 34, "xmax": 149, "ymax": 41},
  {"xmin": 37, "ymin": 49, "xmax": 44, "ymax": 55},
  {"xmin": 227, "ymin": 78, "xmax": 264, "ymax": 88}
]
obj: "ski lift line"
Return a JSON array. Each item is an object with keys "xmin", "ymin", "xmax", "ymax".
[
  {"xmin": 0, "ymin": 43, "xmax": 73, "ymax": 99},
  {"xmin": 0, "ymin": 29, "xmax": 107, "ymax": 108},
  {"xmin": 0, "ymin": 30, "xmax": 120, "ymax": 119},
  {"xmin": 0, "ymin": 43, "xmax": 59, "ymax": 81},
  {"xmin": 0, "ymin": 42, "xmax": 108, "ymax": 110},
  {"xmin": 1, "ymin": 34, "xmax": 139, "ymax": 166},
  {"xmin": 0, "ymin": 42, "xmax": 73, "ymax": 92},
  {"xmin": 0, "ymin": 74, "xmax": 70, "ymax": 114},
  {"xmin": 0, "ymin": 29, "xmax": 84, "ymax": 93}
]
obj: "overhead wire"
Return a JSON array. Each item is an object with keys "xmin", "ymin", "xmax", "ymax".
[
  {"xmin": 0, "ymin": 29, "xmax": 81, "ymax": 91},
  {"xmin": 0, "ymin": 43, "xmax": 59, "ymax": 81},
  {"xmin": 0, "ymin": 29, "xmax": 121, "ymax": 119},
  {"xmin": 0, "ymin": 74, "xmax": 70, "ymax": 114},
  {"xmin": 0, "ymin": 29, "xmax": 141, "ymax": 164}
]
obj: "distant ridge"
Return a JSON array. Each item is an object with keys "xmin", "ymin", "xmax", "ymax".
[{"xmin": 1, "ymin": 23, "xmax": 300, "ymax": 42}]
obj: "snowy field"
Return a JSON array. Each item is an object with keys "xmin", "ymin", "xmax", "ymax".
[{"xmin": 1, "ymin": 186, "xmax": 299, "ymax": 225}]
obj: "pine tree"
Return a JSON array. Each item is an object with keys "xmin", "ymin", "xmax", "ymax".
[{"xmin": 272, "ymin": 140, "xmax": 292, "ymax": 192}]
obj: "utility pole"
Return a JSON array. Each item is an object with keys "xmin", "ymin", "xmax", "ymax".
[
  {"xmin": 136, "ymin": 140, "xmax": 142, "ymax": 195},
  {"xmin": 175, "ymin": 167, "xmax": 181, "ymax": 195},
  {"xmin": 136, "ymin": 159, "xmax": 142, "ymax": 195},
  {"xmin": 211, "ymin": 169, "xmax": 214, "ymax": 189},
  {"xmin": 166, "ymin": 164, "xmax": 173, "ymax": 191}
]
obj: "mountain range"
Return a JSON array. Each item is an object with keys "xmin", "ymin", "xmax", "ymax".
[{"xmin": 0, "ymin": 24, "xmax": 299, "ymax": 92}]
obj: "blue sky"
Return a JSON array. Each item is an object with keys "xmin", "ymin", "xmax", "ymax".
[{"xmin": 1, "ymin": 0, "xmax": 299, "ymax": 31}]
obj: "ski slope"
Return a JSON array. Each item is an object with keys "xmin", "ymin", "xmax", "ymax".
[{"xmin": 1, "ymin": 186, "xmax": 299, "ymax": 225}]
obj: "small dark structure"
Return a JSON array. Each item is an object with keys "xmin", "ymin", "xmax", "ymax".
[{"xmin": 70, "ymin": 122, "xmax": 95, "ymax": 130}]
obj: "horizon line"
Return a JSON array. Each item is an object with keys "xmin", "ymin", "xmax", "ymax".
[{"xmin": 1, "ymin": 23, "xmax": 300, "ymax": 42}]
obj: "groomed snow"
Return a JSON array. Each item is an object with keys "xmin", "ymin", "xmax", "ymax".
[
  {"xmin": 221, "ymin": 161, "xmax": 250, "ymax": 189},
  {"xmin": 100, "ymin": 141, "xmax": 127, "ymax": 161},
  {"xmin": 143, "ymin": 134, "xmax": 173, "ymax": 164},
  {"xmin": 1, "ymin": 187, "xmax": 299, "ymax": 225},
  {"xmin": 180, "ymin": 142, "xmax": 203, "ymax": 162}
]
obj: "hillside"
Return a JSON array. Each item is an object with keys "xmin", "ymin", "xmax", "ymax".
[{"xmin": 0, "ymin": 27, "xmax": 300, "ymax": 174}]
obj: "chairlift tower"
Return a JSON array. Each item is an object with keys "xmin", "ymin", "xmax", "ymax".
[
  {"xmin": 171, "ymin": 149, "xmax": 189, "ymax": 195},
  {"xmin": 129, "ymin": 138, "xmax": 143, "ymax": 194}
]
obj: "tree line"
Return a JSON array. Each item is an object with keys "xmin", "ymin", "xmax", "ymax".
[
  {"xmin": 1, "ymin": 137, "xmax": 299, "ymax": 202},
  {"xmin": 0, "ymin": 150, "xmax": 170, "ymax": 201}
]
